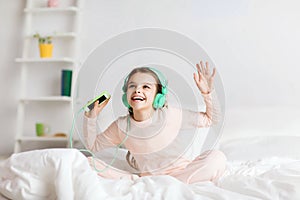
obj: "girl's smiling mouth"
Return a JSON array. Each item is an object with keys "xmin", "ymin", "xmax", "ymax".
[{"xmin": 131, "ymin": 95, "xmax": 146, "ymax": 102}]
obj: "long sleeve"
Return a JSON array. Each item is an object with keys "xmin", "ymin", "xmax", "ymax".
[
  {"xmin": 200, "ymin": 89, "xmax": 221, "ymax": 126},
  {"xmin": 83, "ymin": 116, "xmax": 122, "ymax": 152},
  {"xmin": 182, "ymin": 89, "xmax": 221, "ymax": 128}
]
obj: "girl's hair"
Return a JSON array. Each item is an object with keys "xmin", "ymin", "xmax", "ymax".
[
  {"xmin": 126, "ymin": 150, "xmax": 139, "ymax": 170},
  {"xmin": 124, "ymin": 67, "xmax": 163, "ymax": 93}
]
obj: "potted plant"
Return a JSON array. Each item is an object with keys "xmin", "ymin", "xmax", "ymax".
[{"xmin": 33, "ymin": 33, "xmax": 53, "ymax": 58}]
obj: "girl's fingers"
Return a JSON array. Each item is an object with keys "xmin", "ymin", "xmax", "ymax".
[
  {"xmin": 200, "ymin": 61, "xmax": 205, "ymax": 73},
  {"xmin": 196, "ymin": 60, "xmax": 216, "ymax": 81},
  {"xmin": 211, "ymin": 68, "xmax": 216, "ymax": 78},
  {"xmin": 205, "ymin": 62, "xmax": 210, "ymax": 75},
  {"xmin": 193, "ymin": 73, "xmax": 201, "ymax": 87},
  {"xmin": 193, "ymin": 72, "xmax": 199, "ymax": 83},
  {"xmin": 100, "ymin": 98, "xmax": 110, "ymax": 108},
  {"xmin": 196, "ymin": 63, "xmax": 201, "ymax": 77},
  {"xmin": 194, "ymin": 71, "xmax": 205, "ymax": 84},
  {"xmin": 99, "ymin": 98, "xmax": 110, "ymax": 110}
]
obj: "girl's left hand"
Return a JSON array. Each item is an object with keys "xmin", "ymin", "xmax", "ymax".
[{"xmin": 193, "ymin": 61, "xmax": 216, "ymax": 94}]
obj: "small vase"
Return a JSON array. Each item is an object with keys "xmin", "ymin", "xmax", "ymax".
[
  {"xmin": 47, "ymin": 0, "xmax": 59, "ymax": 8},
  {"xmin": 39, "ymin": 44, "xmax": 53, "ymax": 58}
]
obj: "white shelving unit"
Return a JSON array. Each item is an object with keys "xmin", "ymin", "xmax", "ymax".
[
  {"xmin": 14, "ymin": 0, "xmax": 83, "ymax": 153},
  {"xmin": 16, "ymin": 57, "xmax": 76, "ymax": 63}
]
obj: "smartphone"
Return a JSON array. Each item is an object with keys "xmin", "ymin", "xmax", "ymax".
[{"xmin": 84, "ymin": 91, "xmax": 110, "ymax": 112}]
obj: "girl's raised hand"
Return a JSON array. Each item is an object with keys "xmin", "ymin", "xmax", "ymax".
[
  {"xmin": 84, "ymin": 97, "xmax": 110, "ymax": 118},
  {"xmin": 193, "ymin": 61, "xmax": 216, "ymax": 94}
]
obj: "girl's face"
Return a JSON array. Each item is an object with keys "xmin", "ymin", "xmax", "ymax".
[{"xmin": 126, "ymin": 72, "xmax": 158, "ymax": 112}]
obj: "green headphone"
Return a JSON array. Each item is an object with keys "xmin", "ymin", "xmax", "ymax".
[{"xmin": 122, "ymin": 67, "xmax": 168, "ymax": 109}]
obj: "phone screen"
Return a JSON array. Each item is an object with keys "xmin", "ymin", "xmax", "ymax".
[{"xmin": 87, "ymin": 95, "xmax": 108, "ymax": 110}]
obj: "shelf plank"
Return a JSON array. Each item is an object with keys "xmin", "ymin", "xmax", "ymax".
[
  {"xmin": 20, "ymin": 96, "xmax": 72, "ymax": 103},
  {"xmin": 15, "ymin": 57, "xmax": 76, "ymax": 64},
  {"xmin": 24, "ymin": 7, "xmax": 79, "ymax": 13},
  {"xmin": 26, "ymin": 32, "xmax": 78, "ymax": 39},
  {"xmin": 17, "ymin": 136, "xmax": 69, "ymax": 142}
]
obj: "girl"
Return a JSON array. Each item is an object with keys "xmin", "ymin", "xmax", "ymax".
[{"xmin": 83, "ymin": 61, "xmax": 226, "ymax": 184}]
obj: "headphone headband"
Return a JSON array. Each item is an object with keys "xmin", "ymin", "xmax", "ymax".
[
  {"xmin": 147, "ymin": 67, "xmax": 168, "ymax": 88},
  {"xmin": 122, "ymin": 67, "xmax": 168, "ymax": 92}
]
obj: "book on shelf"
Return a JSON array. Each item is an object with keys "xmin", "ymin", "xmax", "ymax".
[{"xmin": 61, "ymin": 69, "xmax": 72, "ymax": 97}]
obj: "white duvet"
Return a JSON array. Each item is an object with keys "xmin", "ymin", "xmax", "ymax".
[{"xmin": 1, "ymin": 136, "xmax": 300, "ymax": 200}]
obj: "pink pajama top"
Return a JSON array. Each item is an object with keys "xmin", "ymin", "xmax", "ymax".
[{"xmin": 83, "ymin": 91, "xmax": 220, "ymax": 174}]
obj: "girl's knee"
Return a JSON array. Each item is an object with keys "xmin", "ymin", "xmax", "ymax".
[
  {"xmin": 209, "ymin": 150, "xmax": 227, "ymax": 180},
  {"xmin": 200, "ymin": 150, "xmax": 226, "ymax": 163},
  {"xmin": 210, "ymin": 150, "xmax": 226, "ymax": 161},
  {"xmin": 208, "ymin": 150, "xmax": 227, "ymax": 170},
  {"xmin": 187, "ymin": 150, "xmax": 227, "ymax": 184}
]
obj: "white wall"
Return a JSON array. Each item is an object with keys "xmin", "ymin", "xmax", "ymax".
[
  {"xmin": 0, "ymin": 0, "xmax": 25, "ymax": 155},
  {"xmin": 1, "ymin": 0, "xmax": 300, "ymax": 155}
]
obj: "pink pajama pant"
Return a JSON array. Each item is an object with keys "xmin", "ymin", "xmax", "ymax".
[{"xmin": 88, "ymin": 150, "xmax": 227, "ymax": 184}]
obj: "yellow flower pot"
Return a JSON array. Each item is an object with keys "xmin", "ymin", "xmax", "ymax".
[{"xmin": 39, "ymin": 44, "xmax": 53, "ymax": 58}]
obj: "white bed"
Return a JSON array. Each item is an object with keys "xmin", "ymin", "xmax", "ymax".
[{"xmin": 1, "ymin": 135, "xmax": 300, "ymax": 200}]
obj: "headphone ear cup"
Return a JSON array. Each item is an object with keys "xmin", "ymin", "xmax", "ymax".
[
  {"xmin": 161, "ymin": 86, "xmax": 167, "ymax": 95},
  {"xmin": 122, "ymin": 93, "xmax": 130, "ymax": 108},
  {"xmin": 153, "ymin": 93, "xmax": 166, "ymax": 109}
]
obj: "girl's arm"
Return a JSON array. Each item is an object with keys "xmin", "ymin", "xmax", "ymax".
[
  {"xmin": 190, "ymin": 61, "xmax": 221, "ymax": 127},
  {"xmin": 198, "ymin": 89, "xmax": 221, "ymax": 127},
  {"xmin": 83, "ymin": 116, "xmax": 121, "ymax": 152},
  {"xmin": 83, "ymin": 98, "xmax": 121, "ymax": 152}
]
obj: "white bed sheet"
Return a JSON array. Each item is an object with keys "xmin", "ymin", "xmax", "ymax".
[{"xmin": 0, "ymin": 136, "xmax": 300, "ymax": 200}]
